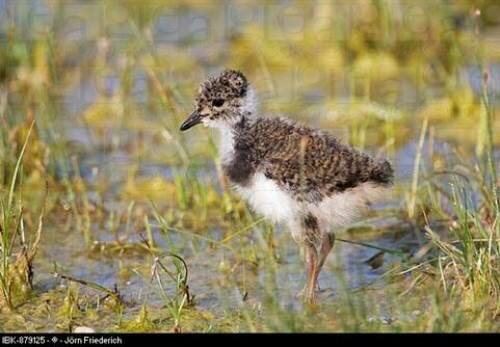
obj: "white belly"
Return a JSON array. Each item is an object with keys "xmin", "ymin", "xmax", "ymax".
[
  {"xmin": 236, "ymin": 174, "xmax": 390, "ymax": 231},
  {"xmin": 314, "ymin": 182, "xmax": 390, "ymax": 228},
  {"xmin": 235, "ymin": 172, "xmax": 298, "ymax": 223}
]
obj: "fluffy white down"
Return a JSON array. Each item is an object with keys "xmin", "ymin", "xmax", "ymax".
[
  {"xmin": 236, "ymin": 173, "xmax": 299, "ymax": 223},
  {"xmin": 314, "ymin": 181, "xmax": 390, "ymax": 229},
  {"xmin": 237, "ymin": 173, "xmax": 389, "ymax": 233}
]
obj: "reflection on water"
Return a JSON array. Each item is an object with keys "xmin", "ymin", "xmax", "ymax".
[{"xmin": 2, "ymin": 0, "xmax": 499, "ymax": 329}]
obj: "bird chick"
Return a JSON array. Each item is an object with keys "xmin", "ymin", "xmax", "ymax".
[{"xmin": 181, "ymin": 69, "xmax": 394, "ymax": 304}]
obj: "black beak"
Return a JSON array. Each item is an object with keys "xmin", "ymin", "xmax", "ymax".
[{"xmin": 180, "ymin": 111, "xmax": 202, "ymax": 131}]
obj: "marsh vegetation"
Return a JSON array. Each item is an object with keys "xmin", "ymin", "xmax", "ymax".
[{"xmin": 0, "ymin": 0, "xmax": 499, "ymax": 332}]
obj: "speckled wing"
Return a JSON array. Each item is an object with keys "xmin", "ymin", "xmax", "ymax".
[{"xmin": 257, "ymin": 120, "xmax": 393, "ymax": 203}]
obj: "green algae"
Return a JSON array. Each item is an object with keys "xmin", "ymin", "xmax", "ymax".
[{"xmin": 0, "ymin": 0, "xmax": 499, "ymax": 333}]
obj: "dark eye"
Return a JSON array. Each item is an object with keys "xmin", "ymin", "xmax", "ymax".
[{"xmin": 212, "ymin": 99, "xmax": 225, "ymax": 107}]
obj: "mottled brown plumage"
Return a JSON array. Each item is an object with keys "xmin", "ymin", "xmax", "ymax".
[
  {"xmin": 180, "ymin": 69, "xmax": 394, "ymax": 304},
  {"xmin": 225, "ymin": 116, "xmax": 393, "ymax": 203}
]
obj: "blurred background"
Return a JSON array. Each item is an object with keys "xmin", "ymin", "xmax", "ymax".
[
  {"xmin": 0, "ymin": 0, "xmax": 499, "ymax": 332},
  {"xmin": 1, "ymin": 0, "xmax": 499, "ymax": 179}
]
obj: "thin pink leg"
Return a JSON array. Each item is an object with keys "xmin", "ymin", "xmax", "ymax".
[
  {"xmin": 304, "ymin": 242, "xmax": 319, "ymax": 304},
  {"xmin": 314, "ymin": 233, "xmax": 335, "ymax": 290}
]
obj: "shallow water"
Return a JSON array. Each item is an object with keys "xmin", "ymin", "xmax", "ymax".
[
  {"xmin": 2, "ymin": 0, "xmax": 500, "ymax": 332},
  {"xmin": 28, "ymin": 54, "xmax": 498, "ymax": 331},
  {"xmin": 33, "ymin": 217, "xmax": 417, "ymax": 316}
]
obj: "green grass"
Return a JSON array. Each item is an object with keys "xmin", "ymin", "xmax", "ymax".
[
  {"xmin": 0, "ymin": 0, "xmax": 498, "ymax": 332},
  {"xmin": 0, "ymin": 120, "xmax": 42, "ymax": 310}
]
